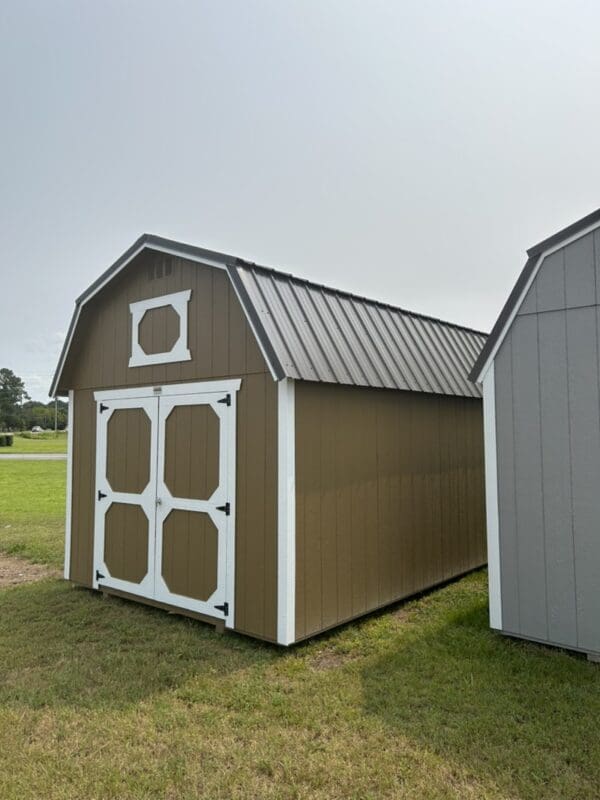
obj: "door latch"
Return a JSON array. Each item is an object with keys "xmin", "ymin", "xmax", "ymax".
[{"xmin": 156, "ymin": 497, "xmax": 163, "ymax": 506}]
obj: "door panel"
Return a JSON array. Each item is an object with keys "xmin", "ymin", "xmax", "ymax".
[
  {"xmin": 93, "ymin": 382, "xmax": 237, "ymax": 625},
  {"xmin": 154, "ymin": 392, "xmax": 231, "ymax": 617},
  {"xmin": 161, "ymin": 509, "xmax": 218, "ymax": 601},
  {"xmin": 93, "ymin": 396, "xmax": 158, "ymax": 598}
]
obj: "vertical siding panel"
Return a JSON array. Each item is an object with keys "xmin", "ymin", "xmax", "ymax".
[
  {"xmin": 364, "ymin": 396, "xmax": 379, "ymax": 609},
  {"xmin": 511, "ymin": 315, "xmax": 548, "ymax": 641},
  {"xmin": 241, "ymin": 373, "xmax": 266, "ymax": 635},
  {"xmin": 334, "ymin": 389, "xmax": 353, "ymax": 623},
  {"xmin": 212, "ymin": 271, "xmax": 229, "ymax": 375},
  {"xmin": 302, "ymin": 383, "xmax": 323, "ymax": 634},
  {"xmin": 538, "ymin": 310, "xmax": 577, "ymax": 647},
  {"xmin": 376, "ymin": 391, "xmax": 393, "ymax": 604},
  {"xmin": 567, "ymin": 307, "xmax": 600, "ymax": 653},
  {"xmin": 536, "ymin": 250, "xmax": 565, "ymax": 313},
  {"xmin": 70, "ymin": 389, "xmax": 95, "ymax": 586},
  {"xmin": 494, "ymin": 337, "xmax": 520, "ymax": 633},
  {"xmin": 228, "ymin": 282, "xmax": 248, "ymax": 376},
  {"xmin": 320, "ymin": 387, "xmax": 338, "ymax": 629},
  {"xmin": 564, "ymin": 232, "xmax": 595, "ymax": 309}
]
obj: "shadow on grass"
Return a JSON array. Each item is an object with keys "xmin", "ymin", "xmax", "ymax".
[
  {"xmin": 0, "ymin": 579, "xmax": 277, "ymax": 711},
  {"xmin": 361, "ymin": 588, "xmax": 600, "ymax": 799}
]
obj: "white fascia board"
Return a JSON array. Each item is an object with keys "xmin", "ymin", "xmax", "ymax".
[
  {"xmin": 51, "ymin": 243, "xmax": 230, "ymax": 397},
  {"xmin": 277, "ymin": 378, "xmax": 296, "ymax": 645},
  {"xmin": 476, "ymin": 217, "xmax": 600, "ymax": 383},
  {"xmin": 483, "ymin": 363, "xmax": 502, "ymax": 630},
  {"xmin": 94, "ymin": 378, "xmax": 242, "ymax": 402},
  {"xmin": 63, "ymin": 390, "xmax": 74, "ymax": 580}
]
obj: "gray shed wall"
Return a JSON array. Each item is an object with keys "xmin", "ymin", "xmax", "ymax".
[{"xmin": 495, "ymin": 229, "xmax": 600, "ymax": 654}]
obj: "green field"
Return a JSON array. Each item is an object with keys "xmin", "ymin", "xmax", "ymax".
[
  {"xmin": 0, "ymin": 461, "xmax": 599, "ymax": 799},
  {"xmin": 2, "ymin": 431, "xmax": 68, "ymax": 454}
]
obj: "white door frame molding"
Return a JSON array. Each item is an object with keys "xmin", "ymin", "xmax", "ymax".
[{"xmin": 92, "ymin": 379, "xmax": 240, "ymax": 627}]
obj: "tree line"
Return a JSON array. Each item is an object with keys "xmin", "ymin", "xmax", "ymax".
[{"xmin": 0, "ymin": 368, "xmax": 68, "ymax": 431}]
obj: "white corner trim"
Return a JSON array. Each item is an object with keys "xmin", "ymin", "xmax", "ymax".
[
  {"xmin": 277, "ymin": 378, "xmax": 296, "ymax": 645},
  {"xmin": 483, "ymin": 363, "xmax": 502, "ymax": 630},
  {"xmin": 129, "ymin": 289, "xmax": 192, "ymax": 368},
  {"xmin": 477, "ymin": 216, "xmax": 600, "ymax": 383},
  {"xmin": 64, "ymin": 390, "xmax": 74, "ymax": 580}
]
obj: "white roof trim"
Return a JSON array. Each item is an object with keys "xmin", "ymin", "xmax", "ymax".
[
  {"xmin": 50, "ymin": 241, "xmax": 279, "ymax": 396},
  {"xmin": 476, "ymin": 216, "xmax": 600, "ymax": 383}
]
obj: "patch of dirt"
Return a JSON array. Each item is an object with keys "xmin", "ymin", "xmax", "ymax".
[
  {"xmin": 0, "ymin": 554, "xmax": 59, "ymax": 588},
  {"xmin": 310, "ymin": 649, "xmax": 356, "ymax": 672},
  {"xmin": 392, "ymin": 607, "xmax": 413, "ymax": 624}
]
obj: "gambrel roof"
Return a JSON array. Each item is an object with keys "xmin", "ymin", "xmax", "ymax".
[
  {"xmin": 51, "ymin": 234, "xmax": 487, "ymax": 398},
  {"xmin": 470, "ymin": 207, "xmax": 600, "ymax": 383}
]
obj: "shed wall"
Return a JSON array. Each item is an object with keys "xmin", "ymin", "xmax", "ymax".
[
  {"xmin": 66, "ymin": 251, "xmax": 278, "ymax": 642},
  {"xmin": 495, "ymin": 228, "xmax": 600, "ymax": 654},
  {"xmin": 294, "ymin": 382, "xmax": 486, "ymax": 641}
]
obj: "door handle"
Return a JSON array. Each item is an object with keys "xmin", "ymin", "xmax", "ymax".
[{"xmin": 156, "ymin": 497, "xmax": 162, "ymax": 506}]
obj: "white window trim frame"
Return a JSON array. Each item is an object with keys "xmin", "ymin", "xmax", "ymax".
[
  {"xmin": 63, "ymin": 390, "xmax": 74, "ymax": 580},
  {"xmin": 277, "ymin": 378, "xmax": 296, "ymax": 645},
  {"xmin": 91, "ymin": 378, "xmax": 241, "ymax": 629},
  {"xmin": 128, "ymin": 289, "xmax": 192, "ymax": 368},
  {"xmin": 482, "ymin": 363, "xmax": 502, "ymax": 629}
]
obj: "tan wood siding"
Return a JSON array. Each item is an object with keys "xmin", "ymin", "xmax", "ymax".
[
  {"xmin": 294, "ymin": 382, "xmax": 486, "ymax": 641},
  {"xmin": 63, "ymin": 252, "xmax": 278, "ymax": 642},
  {"xmin": 58, "ymin": 250, "xmax": 265, "ymax": 393},
  {"xmin": 70, "ymin": 389, "xmax": 96, "ymax": 586}
]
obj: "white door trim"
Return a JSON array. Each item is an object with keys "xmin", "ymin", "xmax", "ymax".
[
  {"xmin": 92, "ymin": 379, "xmax": 240, "ymax": 627},
  {"xmin": 93, "ymin": 395, "xmax": 160, "ymax": 598},
  {"xmin": 483, "ymin": 363, "xmax": 502, "ymax": 630},
  {"xmin": 94, "ymin": 379, "xmax": 241, "ymax": 402},
  {"xmin": 153, "ymin": 390, "xmax": 237, "ymax": 627},
  {"xmin": 63, "ymin": 390, "xmax": 74, "ymax": 580},
  {"xmin": 277, "ymin": 378, "xmax": 296, "ymax": 645}
]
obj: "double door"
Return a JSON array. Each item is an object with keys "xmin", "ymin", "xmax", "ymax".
[{"xmin": 93, "ymin": 381, "xmax": 239, "ymax": 624}]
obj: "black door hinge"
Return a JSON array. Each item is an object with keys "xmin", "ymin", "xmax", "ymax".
[
  {"xmin": 217, "ymin": 393, "xmax": 231, "ymax": 407},
  {"xmin": 97, "ymin": 490, "xmax": 107, "ymax": 500},
  {"xmin": 96, "ymin": 569, "xmax": 105, "ymax": 581},
  {"xmin": 216, "ymin": 502, "xmax": 230, "ymax": 516},
  {"xmin": 214, "ymin": 601, "xmax": 229, "ymax": 616},
  {"xmin": 99, "ymin": 403, "xmax": 109, "ymax": 413}
]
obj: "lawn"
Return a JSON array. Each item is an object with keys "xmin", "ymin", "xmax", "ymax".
[
  {"xmin": 0, "ymin": 460, "xmax": 66, "ymax": 565},
  {"xmin": 3, "ymin": 431, "xmax": 68, "ymax": 454},
  {"xmin": 0, "ymin": 462, "xmax": 599, "ymax": 799}
]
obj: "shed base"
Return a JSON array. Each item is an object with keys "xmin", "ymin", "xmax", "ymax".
[
  {"xmin": 587, "ymin": 652, "xmax": 600, "ymax": 664},
  {"xmin": 99, "ymin": 586, "xmax": 226, "ymax": 634}
]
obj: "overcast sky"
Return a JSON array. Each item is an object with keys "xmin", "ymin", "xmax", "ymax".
[{"xmin": 2, "ymin": 1, "xmax": 600, "ymax": 400}]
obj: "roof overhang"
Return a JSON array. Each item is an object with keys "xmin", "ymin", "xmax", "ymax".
[
  {"xmin": 470, "ymin": 207, "xmax": 600, "ymax": 384},
  {"xmin": 50, "ymin": 234, "xmax": 285, "ymax": 396}
]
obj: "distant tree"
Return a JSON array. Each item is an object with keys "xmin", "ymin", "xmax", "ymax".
[{"xmin": 0, "ymin": 369, "xmax": 30, "ymax": 430}]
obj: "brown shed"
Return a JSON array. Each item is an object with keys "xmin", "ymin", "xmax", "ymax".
[{"xmin": 52, "ymin": 235, "xmax": 487, "ymax": 645}]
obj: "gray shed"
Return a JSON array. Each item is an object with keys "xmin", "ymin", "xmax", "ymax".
[{"xmin": 471, "ymin": 208, "xmax": 600, "ymax": 660}]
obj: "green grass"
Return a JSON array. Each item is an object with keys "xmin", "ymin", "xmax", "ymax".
[
  {"xmin": 0, "ymin": 461, "xmax": 599, "ymax": 799},
  {"xmin": 0, "ymin": 460, "xmax": 66, "ymax": 565},
  {"xmin": 2, "ymin": 431, "xmax": 68, "ymax": 454}
]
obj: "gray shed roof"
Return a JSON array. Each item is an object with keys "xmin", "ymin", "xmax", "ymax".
[
  {"xmin": 232, "ymin": 263, "xmax": 486, "ymax": 397},
  {"xmin": 51, "ymin": 234, "xmax": 486, "ymax": 398}
]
